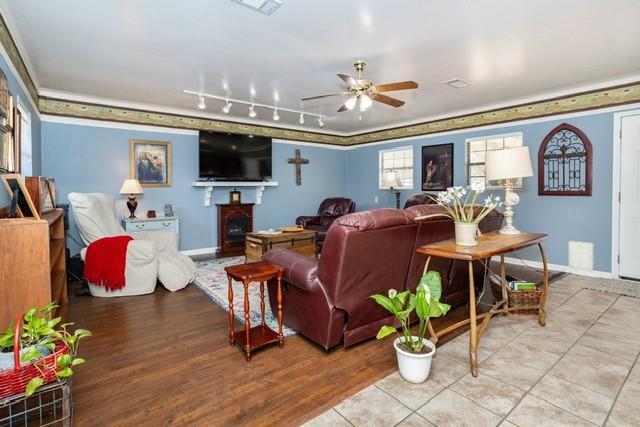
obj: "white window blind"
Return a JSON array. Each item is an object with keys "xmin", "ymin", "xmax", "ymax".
[
  {"xmin": 466, "ymin": 133, "xmax": 523, "ymax": 188},
  {"xmin": 379, "ymin": 146, "xmax": 413, "ymax": 189}
]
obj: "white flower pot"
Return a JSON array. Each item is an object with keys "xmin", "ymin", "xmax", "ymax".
[
  {"xmin": 393, "ymin": 336, "xmax": 436, "ymax": 384},
  {"xmin": 455, "ymin": 222, "xmax": 479, "ymax": 247}
]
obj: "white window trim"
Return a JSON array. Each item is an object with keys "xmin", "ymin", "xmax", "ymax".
[
  {"xmin": 465, "ymin": 132, "xmax": 524, "ymax": 189},
  {"xmin": 17, "ymin": 95, "xmax": 33, "ymax": 176},
  {"xmin": 379, "ymin": 145, "xmax": 414, "ymax": 190}
]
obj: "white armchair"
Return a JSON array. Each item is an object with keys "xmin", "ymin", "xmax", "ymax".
[{"xmin": 68, "ymin": 192, "xmax": 196, "ymax": 297}]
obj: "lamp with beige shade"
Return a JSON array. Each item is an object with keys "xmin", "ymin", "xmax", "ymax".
[
  {"xmin": 119, "ymin": 178, "xmax": 144, "ymax": 219},
  {"xmin": 382, "ymin": 171, "xmax": 403, "ymax": 209},
  {"xmin": 485, "ymin": 146, "xmax": 533, "ymax": 234}
]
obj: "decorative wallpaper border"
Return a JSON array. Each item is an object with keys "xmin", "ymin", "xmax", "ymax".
[
  {"xmin": 0, "ymin": 13, "xmax": 38, "ymax": 105},
  {"xmin": 40, "ymin": 82, "xmax": 640, "ymax": 146}
]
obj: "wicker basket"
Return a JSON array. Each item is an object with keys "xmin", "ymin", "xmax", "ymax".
[
  {"xmin": 490, "ymin": 279, "xmax": 542, "ymax": 314},
  {"xmin": 0, "ymin": 317, "xmax": 68, "ymax": 399}
]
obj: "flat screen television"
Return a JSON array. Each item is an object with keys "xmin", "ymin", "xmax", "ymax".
[{"xmin": 199, "ymin": 131, "xmax": 272, "ymax": 180}]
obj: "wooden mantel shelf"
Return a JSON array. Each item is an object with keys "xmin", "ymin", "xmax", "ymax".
[{"xmin": 191, "ymin": 181, "xmax": 279, "ymax": 206}]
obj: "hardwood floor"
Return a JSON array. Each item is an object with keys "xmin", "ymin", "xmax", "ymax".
[{"xmin": 69, "ymin": 284, "xmax": 476, "ymax": 426}]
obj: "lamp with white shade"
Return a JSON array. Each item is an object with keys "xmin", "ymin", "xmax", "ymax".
[
  {"xmin": 382, "ymin": 171, "xmax": 404, "ymax": 209},
  {"xmin": 119, "ymin": 178, "xmax": 144, "ymax": 219},
  {"xmin": 485, "ymin": 146, "xmax": 533, "ymax": 235}
]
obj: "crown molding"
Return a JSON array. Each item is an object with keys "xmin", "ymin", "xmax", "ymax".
[{"xmin": 0, "ymin": 9, "xmax": 38, "ymax": 106}]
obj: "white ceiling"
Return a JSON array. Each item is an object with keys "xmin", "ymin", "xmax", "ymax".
[{"xmin": 3, "ymin": 0, "xmax": 640, "ymax": 133}]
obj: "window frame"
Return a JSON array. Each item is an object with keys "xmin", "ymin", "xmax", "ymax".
[
  {"xmin": 378, "ymin": 145, "xmax": 414, "ymax": 190},
  {"xmin": 465, "ymin": 132, "xmax": 524, "ymax": 189}
]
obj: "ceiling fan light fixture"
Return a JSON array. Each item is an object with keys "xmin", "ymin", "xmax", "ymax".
[
  {"xmin": 318, "ymin": 116, "xmax": 324, "ymax": 127},
  {"xmin": 360, "ymin": 94, "xmax": 373, "ymax": 112},
  {"xmin": 222, "ymin": 100, "xmax": 232, "ymax": 114},
  {"xmin": 299, "ymin": 113, "xmax": 304, "ymax": 125},
  {"xmin": 345, "ymin": 95, "xmax": 357, "ymax": 110},
  {"xmin": 197, "ymin": 95, "xmax": 206, "ymax": 110},
  {"xmin": 273, "ymin": 108, "xmax": 280, "ymax": 121},
  {"xmin": 248, "ymin": 104, "xmax": 257, "ymax": 118}
]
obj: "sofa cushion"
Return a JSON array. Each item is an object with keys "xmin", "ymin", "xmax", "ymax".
[{"xmin": 333, "ymin": 208, "xmax": 411, "ymax": 231}]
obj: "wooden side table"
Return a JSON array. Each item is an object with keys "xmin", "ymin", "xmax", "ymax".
[
  {"xmin": 416, "ymin": 232, "xmax": 549, "ymax": 377},
  {"xmin": 224, "ymin": 262, "xmax": 284, "ymax": 361}
]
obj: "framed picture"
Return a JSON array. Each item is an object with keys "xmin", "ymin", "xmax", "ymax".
[
  {"xmin": 25, "ymin": 176, "xmax": 56, "ymax": 214},
  {"xmin": 229, "ymin": 190, "xmax": 241, "ymax": 204},
  {"xmin": 130, "ymin": 140, "xmax": 172, "ymax": 187},
  {"xmin": 421, "ymin": 143, "xmax": 454, "ymax": 191},
  {"xmin": 1, "ymin": 173, "xmax": 40, "ymax": 219}
]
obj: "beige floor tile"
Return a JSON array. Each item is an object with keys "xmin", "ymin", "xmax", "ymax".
[
  {"xmin": 450, "ymin": 372, "xmax": 525, "ymax": 416},
  {"xmin": 530, "ymin": 374, "xmax": 613, "ymax": 425},
  {"xmin": 334, "ymin": 384, "xmax": 411, "ymax": 427},
  {"xmin": 375, "ymin": 372, "xmax": 444, "ymax": 410},
  {"xmin": 416, "ymin": 389, "xmax": 501, "ymax": 427},
  {"xmin": 628, "ymin": 362, "xmax": 640, "ymax": 384},
  {"xmin": 507, "ymin": 394, "xmax": 595, "ymax": 427},
  {"xmin": 427, "ymin": 353, "xmax": 471, "ymax": 387},
  {"xmin": 512, "ymin": 327, "xmax": 576, "ymax": 356},
  {"xmin": 578, "ymin": 325, "xmax": 640, "ymax": 361},
  {"xmin": 548, "ymin": 357, "xmax": 626, "ymax": 397},
  {"xmin": 479, "ymin": 353, "xmax": 547, "ymax": 390},
  {"xmin": 606, "ymin": 401, "xmax": 640, "ymax": 427},
  {"xmin": 436, "ymin": 332, "xmax": 495, "ymax": 364},
  {"xmin": 303, "ymin": 409, "xmax": 351, "ymax": 427},
  {"xmin": 396, "ymin": 413, "xmax": 435, "ymax": 426},
  {"xmin": 615, "ymin": 378, "xmax": 640, "ymax": 409}
]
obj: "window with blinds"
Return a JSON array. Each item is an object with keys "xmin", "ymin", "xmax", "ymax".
[
  {"xmin": 379, "ymin": 146, "xmax": 414, "ymax": 189},
  {"xmin": 466, "ymin": 133, "xmax": 523, "ymax": 188}
]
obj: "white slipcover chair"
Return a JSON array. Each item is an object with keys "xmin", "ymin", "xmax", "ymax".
[{"xmin": 67, "ymin": 192, "xmax": 196, "ymax": 297}]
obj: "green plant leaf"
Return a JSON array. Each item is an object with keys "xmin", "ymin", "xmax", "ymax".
[
  {"xmin": 370, "ymin": 294, "xmax": 397, "ymax": 315},
  {"xmin": 74, "ymin": 329, "xmax": 92, "ymax": 339},
  {"xmin": 24, "ymin": 308, "xmax": 37, "ymax": 322},
  {"xmin": 415, "ymin": 289, "xmax": 429, "ymax": 320},
  {"xmin": 376, "ymin": 325, "xmax": 397, "ymax": 340},
  {"xmin": 57, "ymin": 354, "xmax": 72, "ymax": 369},
  {"xmin": 25, "ymin": 377, "xmax": 44, "ymax": 397},
  {"xmin": 41, "ymin": 302, "xmax": 59, "ymax": 314},
  {"xmin": 71, "ymin": 358, "xmax": 85, "ymax": 366},
  {"xmin": 47, "ymin": 317, "xmax": 62, "ymax": 328},
  {"xmin": 56, "ymin": 367, "xmax": 74, "ymax": 378},
  {"xmin": 424, "ymin": 271, "xmax": 443, "ymax": 302},
  {"xmin": 21, "ymin": 346, "xmax": 43, "ymax": 363}
]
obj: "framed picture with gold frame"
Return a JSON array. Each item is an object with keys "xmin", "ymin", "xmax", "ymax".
[
  {"xmin": 1, "ymin": 173, "xmax": 40, "ymax": 219},
  {"xmin": 129, "ymin": 140, "xmax": 172, "ymax": 187}
]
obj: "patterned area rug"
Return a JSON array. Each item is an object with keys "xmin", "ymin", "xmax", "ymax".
[{"xmin": 192, "ymin": 257, "xmax": 297, "ymax": 337}]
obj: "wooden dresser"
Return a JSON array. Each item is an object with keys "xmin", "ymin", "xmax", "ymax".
[{"xmin": 0, "ymin": 209, "xmax": 68, "ymax": 327}]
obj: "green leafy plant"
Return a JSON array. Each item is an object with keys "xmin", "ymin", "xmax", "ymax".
[
  {"xmin": 371, "ymin": 271, "xmax": 451, "ymax": 353},
  {"xmin": 0, "ymin": 302, "xmax": 91, "ymax": 396}
]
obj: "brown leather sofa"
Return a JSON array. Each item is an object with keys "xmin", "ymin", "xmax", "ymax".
[
  {"xmin": 265, "ymin": 206, "xmax": 503, "ymax": 349},
  {"xmin": 295, "ymin": 197, "xmax": 356, "ymax": 247},
  {"xmin": 403, "ymin": 193, "xmax": 437, "ymax": 208}
]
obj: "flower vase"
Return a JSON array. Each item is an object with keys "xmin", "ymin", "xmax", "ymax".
[{"xmin": 455, "ymin": 222, "xmax": 479, "ymax": 247}]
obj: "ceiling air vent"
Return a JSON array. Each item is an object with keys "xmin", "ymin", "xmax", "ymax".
[
  {"xmin": 444, "ymin": 78, "xmax": 470, "ymax": 88},
  {"xmin": 231, "ymin": 0, "xmax": 283, "ymax": 15}
]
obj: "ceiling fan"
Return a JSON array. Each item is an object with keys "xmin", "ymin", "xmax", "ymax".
[{"xmin": 301, "ymin": 60, "xmax": 418, "ymax": 115}]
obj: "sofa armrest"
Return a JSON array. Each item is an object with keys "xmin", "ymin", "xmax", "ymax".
[
  {"xmin": 263, "ymin": 248, "xmax": 319, "ymax": 292},
  {"xmin": 126, "ymin": 239, "xmax": 158, "ymax": 262},
  {"xmin": 295, "ymin": 216, "xmax": 321, "ymax": 227}
]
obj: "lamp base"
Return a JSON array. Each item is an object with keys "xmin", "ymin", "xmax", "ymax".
[
  {"xmin": 126, "ymin": 195, "xmax": 138, "ymax": 219},
  {"xmin": 499, "ymin": 224, "xmax": 521, "ymax": 235},
  {"xmin": 500, "ymin": 180, "xmax": 521, "ymax": 234},
  {"xmin": 394, "ymin": 191, "xmax": 401, "ymax": 209}
]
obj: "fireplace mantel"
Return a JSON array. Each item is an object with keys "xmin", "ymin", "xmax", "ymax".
[{"xmin": 192, "ymin": 181, "xmax": 279, "ymax": 206}]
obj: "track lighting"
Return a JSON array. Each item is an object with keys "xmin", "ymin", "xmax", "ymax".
[
  {"xmin": 222, "ymin": 100, "xmax": 232, "ymax": 114},
  {"xmin": 273, "ymin": 108, "xmax": 280, "ymax": 121},
  {"xmin": 249, "ymin": 104, "xmax": 257, "ymax": 118},
  {"xmin": 318, "ymin": 116, "xmax": 324, "ymax": 127},
  {"xmin": 360, "ymin": 94, "xmax": 373, "ymax": 112},
  {"xmin": 299, "ymin": 113, "xmax": 305, "ymax": 125},
  {"xmin": 198, "ymin": 95, "xmax": 206, "ymax": 110}
]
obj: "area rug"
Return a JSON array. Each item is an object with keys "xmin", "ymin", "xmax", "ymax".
[{"xmin": 192, "ymin": 257, "xmax": 297, "ymax": 337}]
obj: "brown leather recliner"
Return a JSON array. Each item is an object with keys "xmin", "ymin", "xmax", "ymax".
[
  {"xmin": 295, "ymin": 197, "xmax": 356, "ymax": 247},
  {"xmin": 403, "ymin": 193, "xmax": 438, "ymax": 209},
  {"xmin": 265, "ymin": 207, "xmax": 503, "ymax": 349}
]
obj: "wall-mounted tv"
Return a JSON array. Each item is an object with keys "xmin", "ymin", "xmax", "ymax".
[{"xmin": 199, "ymin": 131, "xmax": 272, "ymax": 181}]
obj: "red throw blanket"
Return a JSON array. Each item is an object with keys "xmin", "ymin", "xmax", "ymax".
[{"xmin": 84, "ymin": 236, "xmax": 133, "ymax": 291}]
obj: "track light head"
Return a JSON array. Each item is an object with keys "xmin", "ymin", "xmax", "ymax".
[
  {"xmin": 222, "ymin": 100, "xmax": 232, "ymax": 114},
  {"xmin": 299, "ymin": 113, "xmax": 305, "ymax": 125},
  {"xmin": 249, "ymin": 104, "xmax": 257, "ymax": 118},
  {"xmin": 197, "ymin": 95, "xmax": 206, "ymax": 110},
  {"xmin": 273, "ymin": 109, "xmax": 280, "ymax": 121}
]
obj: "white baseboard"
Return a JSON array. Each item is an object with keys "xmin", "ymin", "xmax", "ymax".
[
  {"xmin": 181, "ymin": 247, "xmax": 219, "ymax": 256},
  {"xmin": 500, "ymin": 256, "xmax": 613, "ymax": 279}
]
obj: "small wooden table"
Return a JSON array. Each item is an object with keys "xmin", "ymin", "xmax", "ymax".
[
  {"xmin": 416, "ymin": 232, "xmax": 549, "ymax": 377},
  {"xmin": 224, "ymin": 262, "xmax": 284, "ymax": 361},
  {"xmin": 245, "ymin": 230, "xmax": 318, "ymax": 262}
]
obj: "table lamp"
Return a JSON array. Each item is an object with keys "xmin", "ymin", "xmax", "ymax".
[
  {"xmin": 382, "ymin": 171, "xmax": 403, "ymax": 209},
  {"xmin": 119, "ymin": 178, "xmax": 144, "ymax": 219},
  {"xmin": 485, "ymin": 146, "xmax": 533, "ymax": 234}
]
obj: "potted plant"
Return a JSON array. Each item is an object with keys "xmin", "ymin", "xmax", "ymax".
[
  {"xmin": 429, "ymin": 182, "xmax": 501, "ymax": 247},
  {"xmin": 371, "ymin": 271, "xmax": 451, "ymax": 383},
  {"xmin": 0, "ymin": 302, "xmax": 91, "ymax": 396}
]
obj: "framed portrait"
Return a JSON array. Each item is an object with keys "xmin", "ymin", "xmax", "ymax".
[
  {"xmin": 1, "ymin": 173, "xmax": 40, "ymax": 219},
  {"xmin": 229, "ymin": 190, "xmax": 241, "ymax": 204},
  {"xmin": 421, "ymin": 143, "xmax": 454, "ymax": 191},
  {"xmin": 130, "ymin": 140, "xmax": 172, "ymax": 187}
]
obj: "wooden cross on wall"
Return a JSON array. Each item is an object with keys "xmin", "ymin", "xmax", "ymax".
[{"xmin": 287, "ymin": 149, "xmax": 309, "ymax": 186}]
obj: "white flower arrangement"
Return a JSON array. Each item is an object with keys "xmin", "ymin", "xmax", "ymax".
[{"xmin": 430, "ymin": 185, "xmax": 502, "ymax": 224}]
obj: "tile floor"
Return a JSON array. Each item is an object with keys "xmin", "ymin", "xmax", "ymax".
[{"xmin": 304, "ymin": 275, "xmax": 640, "ymax": 427}]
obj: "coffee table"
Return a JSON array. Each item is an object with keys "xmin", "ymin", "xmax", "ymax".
[
  {"xmin": 245, "ymin": 229, "xmax": 318, "ymax": 262},
  {"xmin": 416, "ymin": 231, "xmax": 549, "ymax": 377}
]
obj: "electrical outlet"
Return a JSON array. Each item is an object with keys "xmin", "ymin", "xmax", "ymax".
[{"xmin": 374, "ymin": 196, "xmax": 379, "ymax": 204}]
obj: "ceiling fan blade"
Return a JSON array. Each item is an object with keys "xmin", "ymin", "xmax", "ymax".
[
  {"xmin": 301, "ymin": 92, "xmax": 348, "ymax": 101},
  {"xmin": 375, "ymin": 81, "xmax": 419, "ymax": 92},
  {"xmin": 371, "ymin": 93, "xmax": 405, "ymax": 108},
  {"xmin": 337, "ymin": 73, "xmax": 357, "ymax": 87},
  {"xmin": 337, "ymin": 103, "xmax": 349, "ymax": 112}
]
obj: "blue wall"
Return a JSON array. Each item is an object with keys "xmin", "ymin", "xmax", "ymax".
[
  {"xmin": 0, "ymin": 53, "xmax": 41, "ymax": 206},
  {"xmin": 346, "ymin": 112, "xmax": 618, "ymax": 271},
  {"xmin": 41, "ymin": 121, "xmax": 346, "ymax": 253}
]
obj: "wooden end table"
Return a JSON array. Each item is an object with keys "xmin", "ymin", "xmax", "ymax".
[
  {"xmin": 416, "ymin": 232, "xmax": 549, "ymax": 377},
  {"xmin": 224, "ymin": 262, "xmax": 284, "ymax": 361}
]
